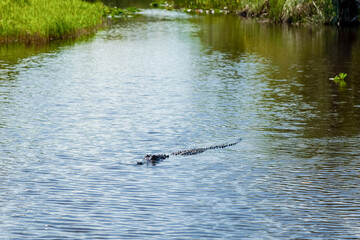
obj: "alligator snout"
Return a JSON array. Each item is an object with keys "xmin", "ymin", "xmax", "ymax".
[{"xmin": 137, "ymin": 154, "xmax": 169, "ymax": 165}]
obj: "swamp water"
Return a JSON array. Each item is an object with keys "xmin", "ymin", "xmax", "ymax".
[{"xmin": 1, "ymin": 9, "xmax": 360, "ymax": 239}]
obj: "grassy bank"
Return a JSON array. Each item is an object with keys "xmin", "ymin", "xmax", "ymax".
[
  {"xmin": 0, "ymin": 0, "xmax": 105, "ymax": 43},
  {"xmin": 170, "ymin": 0, "xmax": 359, "ymax": 25}
]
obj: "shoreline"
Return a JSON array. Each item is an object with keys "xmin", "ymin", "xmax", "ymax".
[
  {"xmin": 155, "ymin": 0, "xmax": 360, "ymax": 26},
  {"xmin": 1, "ymin": 0, "xmax": 358, "ymax": 44},
  {"xmin": 0, "ymin": 24, "xmax": 107, "ymax": 44}
]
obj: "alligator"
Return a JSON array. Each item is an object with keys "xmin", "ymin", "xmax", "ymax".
[{"xmin": 137, "ymin": 138, "xmax": 242, "ymax": 165}]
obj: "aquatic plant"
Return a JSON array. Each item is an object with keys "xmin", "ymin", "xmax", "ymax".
[
  {"xmin": 330, "ymin": 73, "xmax": 347, "ymax": 88},
  {"xmin": 150, "ymin": 1, "xmax": 174, "ymax": 10},
  {"xmin": 150, "ymin": 1, "xmax": 162, "ymax": 7},
  {"xmin": 103, "ymin": 6, "xmax": 141, "ymax": 18}
]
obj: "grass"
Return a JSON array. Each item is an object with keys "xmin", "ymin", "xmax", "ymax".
[{"xmin": 0, "ymin": 0, "xmax": 105, "ymax": 43}]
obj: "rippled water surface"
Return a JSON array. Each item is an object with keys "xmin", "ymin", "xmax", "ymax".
[{"xmin": 1, "ymin": 9, "xmax": 360, "ymax": 239}]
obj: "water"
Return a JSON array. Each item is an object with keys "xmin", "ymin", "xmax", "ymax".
[{"xmin": 1, "ymin": 9, "xmax": 360, "ymax": 239}]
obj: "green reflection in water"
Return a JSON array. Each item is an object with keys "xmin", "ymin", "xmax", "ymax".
[
  {"xmin": 190, "ymin": 14, "xmax": 360, "ymax": 138},
  {"xmin": 92, "ymin": 0, "xmax": 153, "ymax": 8},
  {"xmin": 0, "ymin": 36, "xmax": 95, "ymax": 81}
]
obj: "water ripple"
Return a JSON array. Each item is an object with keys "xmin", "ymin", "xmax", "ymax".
[{"xmin": 1, "ymin": 9, "xmax": 360, "ymax": 240}]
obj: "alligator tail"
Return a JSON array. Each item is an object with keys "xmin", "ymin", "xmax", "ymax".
[{"xmin": 171, "ymin": 138, "xmax": 242, "ymax": 156}]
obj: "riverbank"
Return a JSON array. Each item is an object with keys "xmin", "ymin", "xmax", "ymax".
[
  {"xmin": 167, "ymin": 0, "xmax": 360, "ymax": 25},
  {"xmin": 0, "ymin": 0, "xmax": 106, "ymax": 43}
]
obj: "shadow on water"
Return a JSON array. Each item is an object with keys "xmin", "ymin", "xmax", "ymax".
[
  {"xmin": 88, "ymin": 0, "xmax": 153, "ymax": 8},
  {"xmin": 0, "ymin": 35, "xmax": 96, "ymax": 60},
  {"xmin": 0, "ymin": 36, "xmax": 95, "ymax": 80}
]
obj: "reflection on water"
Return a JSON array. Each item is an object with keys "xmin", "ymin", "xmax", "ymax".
[
  {"xmin": 193, "ymin": 14, "xmax": 360, "ymax": 138},
  {"xmin": 93, "ymin": 0, "xmax": 153, "ymax": 8},
  {"xmin": 1, "ymin": 9, "xmax": 360, "ymax": 239}
]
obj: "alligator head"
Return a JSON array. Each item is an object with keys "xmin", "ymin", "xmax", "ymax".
[{"xmin": 137, "ymin": 154, "xmax": 169, "ymax": 165}]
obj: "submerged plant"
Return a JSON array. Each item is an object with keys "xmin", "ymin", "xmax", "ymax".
[
  {"xmin": 150, "ymin": 1, "xmax": 174, "ymax": 10},
  {"xmin": 103, "ymin": 6, "xmax": 140, "ymax": 18},
  {"xmin": 330, "ymin": 73, "xmax": 347, "ymax": 88}
]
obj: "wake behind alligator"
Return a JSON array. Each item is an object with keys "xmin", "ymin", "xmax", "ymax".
[{"xmin": 137, "ymin": 138, "xmax": 242, "ymax": 165}]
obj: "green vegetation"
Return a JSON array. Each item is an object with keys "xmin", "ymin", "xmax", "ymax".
[
  {"xmin": 330, "ymin": 73, "xmax": 347, "ymax": 88},
  {"xmin": 0, "ymin": 0, "xmax": 104, "ymax": 43},
  {"xmin": 169, "ymin": 0, "xmax": 359, "ymax": 25},
  {"xmin": 0, "ymin": 0, "xmax": 140, "ymax": 43}
]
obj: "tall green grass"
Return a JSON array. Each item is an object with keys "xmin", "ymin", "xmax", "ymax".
[{"xmin": 0, "ymin": 0, "xmax": 105, "ymax": 42}]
